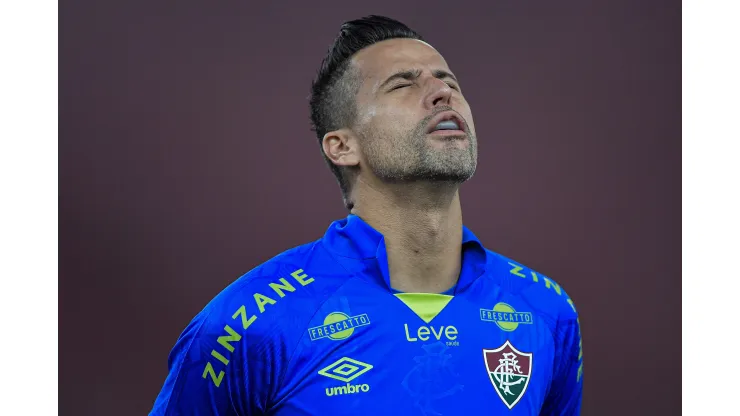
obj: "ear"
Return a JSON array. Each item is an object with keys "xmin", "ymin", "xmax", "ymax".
[{"xmin": 322, "ymin": 128, "xmax": 360, "ymax": 168}]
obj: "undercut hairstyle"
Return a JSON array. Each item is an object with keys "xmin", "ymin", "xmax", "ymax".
[{"xmin": 309, "ymin": 15, "xmax": 423, "ymax": 210}]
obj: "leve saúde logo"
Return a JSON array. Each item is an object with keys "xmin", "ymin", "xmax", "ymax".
[
  {"xmin": 483, "ymin": 340, "xmax": 533, "ymax": 410},
  {"xmin": 318, "ymin": 357, "xmax": 373, "ymax": 397}
]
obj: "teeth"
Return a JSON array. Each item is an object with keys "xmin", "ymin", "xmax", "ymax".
[{"xmin": 434, "ymin": 120, "xmax": 460, "ymax": 131}]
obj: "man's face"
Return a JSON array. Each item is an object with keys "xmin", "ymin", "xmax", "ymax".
[{"xmin": 350, "ymin": 38, "xmax": 478, "ymax": 183}]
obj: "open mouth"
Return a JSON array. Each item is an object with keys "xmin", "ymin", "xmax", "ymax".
[{"xmin": 426, "ymin": 111, "xmax": 466, "ymax": 135}]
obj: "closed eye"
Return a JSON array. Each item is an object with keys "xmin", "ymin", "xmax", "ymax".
[
  {"xmin": 446, "ymin": 82, "xmax": 460, "ymax": 91},
  {"xmin": 390, "ymin": 83, "xmax": 412, "ymax": 91}
]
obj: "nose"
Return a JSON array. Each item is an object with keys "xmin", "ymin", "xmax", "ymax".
[{"xmin": 423, "ymin": 77, "xmax": 453, "ymax": 109}]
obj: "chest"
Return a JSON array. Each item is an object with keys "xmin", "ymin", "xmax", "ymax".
[{"xmin": 271, "ymin": 293, "xmax": 556, "ymax": 416}]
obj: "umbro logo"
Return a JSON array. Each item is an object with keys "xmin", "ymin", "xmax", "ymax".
[{"xmin": 318, "ymin": 357, "xmax": 373, "ymax": 396}]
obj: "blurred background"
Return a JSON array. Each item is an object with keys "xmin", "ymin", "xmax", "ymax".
[{"xmin": 60, "ymin": 0, "xmax": 680, "ymax": 414}]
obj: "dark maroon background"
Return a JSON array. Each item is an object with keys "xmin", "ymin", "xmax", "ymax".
[{"xmin": 60, "ymin": 1, "xmax": 680, "ymax": 415}]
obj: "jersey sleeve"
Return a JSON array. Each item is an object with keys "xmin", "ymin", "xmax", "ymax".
[
  {"xmin": 149, "ymin": 301, "xmax": 276, "ymax": 416},
  {"xmin": 541, "ymin": 300, "xmax": 584, "ymax": 415}
]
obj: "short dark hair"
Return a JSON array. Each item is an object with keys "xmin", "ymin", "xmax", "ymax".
[{"xmin": 309, "ymin": 15, "xmax": 423, "ymax": 210}]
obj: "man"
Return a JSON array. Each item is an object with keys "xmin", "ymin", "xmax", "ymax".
[{"xmin": 150, "ymin": 15, "xmax": 583, "ymax": 415}]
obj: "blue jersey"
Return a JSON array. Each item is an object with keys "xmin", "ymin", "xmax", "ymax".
[{"xmin": 150, "ymin": 215, "xmax": 583, "ymax": 415}]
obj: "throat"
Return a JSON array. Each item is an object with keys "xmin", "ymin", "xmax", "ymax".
[
  {"xmin": 386, "ymin": 235, "xmax": 462, "ymax": 294},
  {"xmin": 349, "ymin": 186, "xmax": 465, "ymax": 294}
]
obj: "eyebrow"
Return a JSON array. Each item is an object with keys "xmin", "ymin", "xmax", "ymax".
[{"xmin": 378, "ymin": 69, "xmax": 459, "ymax": 90}]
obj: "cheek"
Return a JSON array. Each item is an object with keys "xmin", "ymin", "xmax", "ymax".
[
  {"xmin": 357, "ymin": 104, "xmax": 378, "ymax": 126},
  {"xmin": 459, "ymin": 105, "xmax": 476, "ymax": 135},
  {"xmin": 466, "ymin": 114, "xmax": 477, "ymax": 135},
  {"xmin": 371, "ymin": 107, "xmax": 418, "ymax": 134}
]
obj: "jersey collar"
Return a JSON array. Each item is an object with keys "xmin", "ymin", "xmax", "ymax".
[{"xmin": 321, "ymin": 214, "xmax": 488, "ymax": 294}]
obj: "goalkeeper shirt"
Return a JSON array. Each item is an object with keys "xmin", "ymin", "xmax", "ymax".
[{"xmin": 150, "ymin": 214, "xmax": 583, "ymax": 415}]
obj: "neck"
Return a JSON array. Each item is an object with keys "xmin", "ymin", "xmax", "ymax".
[{"xmin": 351, "ymin": 177, "xmax": 464, "ymax": 294}]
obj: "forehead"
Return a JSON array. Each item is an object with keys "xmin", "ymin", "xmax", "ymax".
[{"xmin": 351, "ymin": 38, "xmax": 450, "ymax": 87}]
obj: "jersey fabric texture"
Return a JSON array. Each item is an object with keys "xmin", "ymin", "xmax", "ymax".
[{"xmin": 150, "ymin": 214, "xmax": 584, "ymax": 415}]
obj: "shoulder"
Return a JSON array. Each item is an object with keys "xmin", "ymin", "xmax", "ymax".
[
  {"xmin": 484, "ymin": 248, "xmax": 579, "ymax": 321},
  {"xmin": 151, "ymin": 240, "xmax": 348, "ymax": 412},
  {"xmin": 183, "ymin": 238, "xmax": 355, "ymax": 349}
]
